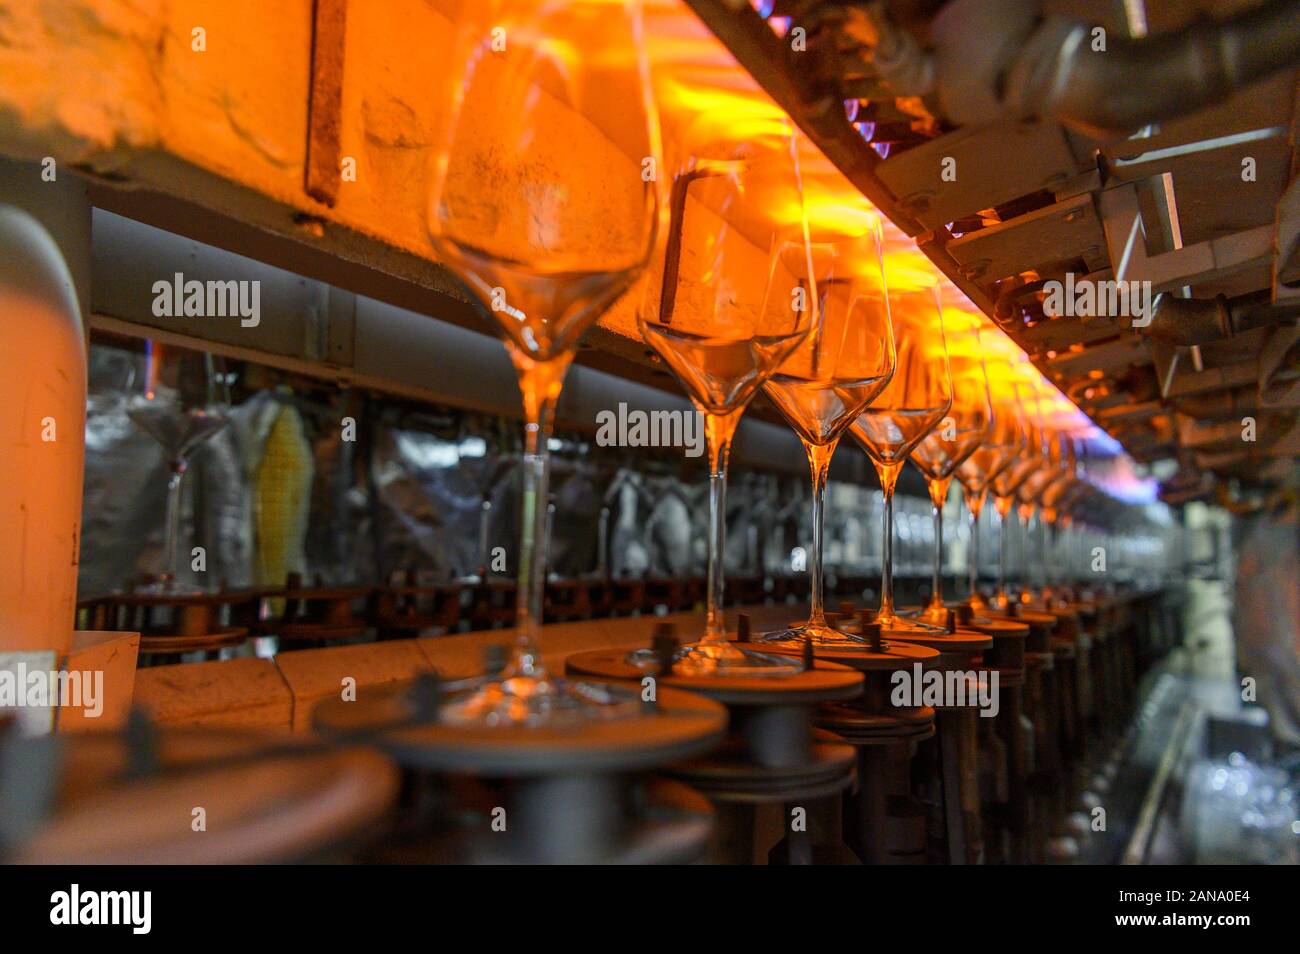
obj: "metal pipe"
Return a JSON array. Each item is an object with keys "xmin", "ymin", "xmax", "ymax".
[
  {"xmin": 0, "ymin": 205, "xmax": 86, "ymax": 656},
  {"xmin": 917, "ymin": 0, "xmax": 1300, "ymax": 135},
  {"xmin": 1006, "ymin": 0, "xmax": 1300, "ymax": 137},
  {"xmin": 862, "ymin": 1, "xmax": 935, "ymax": 97},
  {"xmin": 1173, "ymin": 387, "xmax": 1259, "ymax": 423},
  {"xmin": 1141, "ymin": 292, "xmax": 1300, "ymax": 346}
]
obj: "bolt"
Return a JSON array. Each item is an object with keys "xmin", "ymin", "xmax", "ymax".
[{"xmin": 902, "ymin": 191, "xmax": 934, "ymax": 214}]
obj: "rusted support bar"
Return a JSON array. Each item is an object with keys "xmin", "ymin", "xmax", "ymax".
[{"xmin": 305, "ymin": 0, "xmax": 348, "ymax": 207}]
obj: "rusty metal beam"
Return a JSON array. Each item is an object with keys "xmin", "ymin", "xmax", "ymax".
[
  {"xmin": 305, "ymin": 0, "xmax": 348, "ymax": 207},
  {"xmin": 676, "ymin": 2, "xmax": 1084, "ymax": 359},
  {"xmin": 83, "ymin": 171, "xmax": 675, "ymax": 400},
  {"xmin": 680, "ymin": 0, "xmax": 922, "ymax": 236}
]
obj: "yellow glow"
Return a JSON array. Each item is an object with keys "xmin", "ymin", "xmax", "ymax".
[
  {"xmin": 640, "ymin": 0, "xmax": 1102, "ymax": 440},
  {"xmin": 659, "ymin": 77, "xmax": 792, "ymax": 144}
]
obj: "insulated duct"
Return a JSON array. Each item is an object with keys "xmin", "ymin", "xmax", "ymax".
[
  {"xmin": 870, "ymin": 0, "xmax": 1300, "ymax": 135},
  {"xmin": 0, "ymin": 205, "xmax": 86, "ymax": 655},
  {"xmin": 1139, "ymin": 293, "xmax": 1300, "ymax": 347}
]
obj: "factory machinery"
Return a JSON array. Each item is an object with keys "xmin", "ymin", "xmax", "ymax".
[{"xmin": 0, "ymin": 0, "xmax": 1296, "ymax": 886}]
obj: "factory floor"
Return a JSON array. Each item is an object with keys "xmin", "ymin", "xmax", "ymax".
[{"xmin": 1101, "ymin": 577, "xmax": 1294, "ymax": 865}]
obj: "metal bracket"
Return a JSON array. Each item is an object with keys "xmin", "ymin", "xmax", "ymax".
[
  {"xmin": 305, "ymin": 0, "xmax": 348, "ymax": 208},
  {"xmin": 1273, "ymin": 174, "xmax": 1300, "ymax": 302},
  {"xmin": 1099, "ymin": 183, "xmax": 1273, "ymax": 294}
]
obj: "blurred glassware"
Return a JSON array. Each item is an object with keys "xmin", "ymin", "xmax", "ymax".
[
  {"xmin": 1183, "ymin": 754, "xmax": 1299, "ymax": 864},
  {"xmin": 849, "ymin": 280, "xmax": 952, "ymax": 632},
  {"xmin": 426, "ymin": 0, "xmax": 660, "ymax": 723},
  {"xmin": 954, "ymin": 360, "xmax": 1023, "ymax": 613},
  {"xmin": 908, "ymin": 311, "xmax": 991, "ymax": 625},
  {"xmin": 1013, "ymin": 380, "xmax": 1063, "ymax": 603},
  {"xmin": 761, "ymin": 222, "xmax": 895, "ymax": 646},
  {"xmin": 639, "ymin": 113, "xmax": 816, "ymax": 671},
  {"xmin": 125, "ymin": 342, "xmax": 230, "ymax": 595},
  {"xmin": 987, "ymin": 376, "xmax": 1040, "ymax": 610}
]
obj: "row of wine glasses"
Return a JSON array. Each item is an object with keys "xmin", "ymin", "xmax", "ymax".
[
  {"xmin": 100, "ymin": 0, "xmax": 1084, "ymax": 723},
  {"xmin": 759, "ymin": 227, "xmax": 894, "ymax": 645},
  {"xmin": 413, "ymin": 0, "xmax": 1099, "ymax": 694},
  {"xmin": 906, "ymin": 311, "xmax": 991, "ymax": 627},
  {"xmin": 954, "ymin": 357, "xmax": 1023, "ymax": 615},
  {"xmin": 638, "ymin": 115, "xmax": 817, "ymax": 670},
  {"xmin": 117, "ymin": 342, "xmax": 231, "ymax": 596},
  {"xmin": 424, "ymin": 0, "xmax": 662, "ymax": 722}
]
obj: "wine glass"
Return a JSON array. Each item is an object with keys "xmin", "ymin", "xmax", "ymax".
[
  {"xmin": 848, "ymin": 281, "xmax": 952, "ymax": 632},
  {"xmin": 638, "ymin": 115, "xmax": 817, "ymax": 670},
  {"xmin": 125, "ymin": 341, "xmax": 230, "ymax": 595},
  {"xmin": 988, "ymin": 376, "xmax": 1043, "ymax": 609},
  {"xmin": 759, "ymin": 223, "xmax": 896, "ymax": 645},
  {"xmin": 954, "ymin": 366, "xmax": 1024, "ymax": 613},
  {"xmin": 426, "ymin": 0, "xmax": 660, "ymax": 723},
  {"xmin": 1013, "ymin": 382, "xmax": 1061, "ymax": 604},
  {"xmin": 1039, "ymin": 432, "xmax": 1081, "ymax": 602},
  {"xmin": 907, "ymin": 311, "xmax": 991, "ymax": 625}
]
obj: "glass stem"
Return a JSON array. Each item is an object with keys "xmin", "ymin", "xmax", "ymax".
[
  {"xmin": 965, "ymin": 489, "xmax": 984, "ymax": 604},
  {"xmin": 1019, "ymin": 507, "xmax": 1033, "ymax": 601},
  {"xmin": 702, "ymin": 407, "xmax": 742, "ymax": 643},
  {"xmin": 804, "ymin": 439, "xmax": 837, "ymax": 629},
  {"xmin": 1043, "ymin": 518, "xmax": 1054, "ymax": 596},
  {"xmin": 927, "ymin": 476, "xmax": 952, "ymax": 612},
  {"xmin": 995, "ymin": 496, "xmax": 1011, "ymax": 605},
  {"xmin": 876, "ymin": 461, "xmax": 903, "ymax": 622},
  {"xmin": 508, "ymin": 348, "xmax": 571, "ymax": 678},
  {"xmin": 162, "ymin": 459, "xmax": 186, "ymax": 587}
]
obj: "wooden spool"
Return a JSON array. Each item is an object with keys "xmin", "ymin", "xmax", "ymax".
[
  {"xmin": 467, "ymin": 579, "xmax": 517, "ymax": 629},
  {"xmin": 565, "ymin": 645, "xmax": 863, "ymax": 864},
  {"xmin": 313, "ymin": 678, "xmax": 726, "ymax": 864},
  {"xmin": 258, "ymin": 583, "xmax": 372, "ymax": 646},
  {"xmin": 1021, "ymin": 640, "xmax": 1067, "ymax": 861},
  {"xmin": 544, "ymin": 579, "xmax": 595, "ymax": 623},
  {"xmin": 4, "ymin": 726, "xmax": 398, "ymax": 863},
  {"xmin": 138, "ymin": 626, "xmax": 249, "ymax": 660},
  {"xmin": 1025, "ymin": 605, "xmax": 1080, "ymax": 764},
  {"xmin": 1048, "ymin": 601, "xmax": 1100, "ymax": 754},
  {"xmin": 951, "ymin": 612, "xmax": 1032, "ymax": 863},
  {"xmin": 373, "ymin": 581, "xmax": 462, "ymax": 638},
  {"xmin": 758, "ymin": 637, "xmax": 941, "ymax": 865},
  {"xmin": 566, "ymin": 646, "xmax": 860, "ymax": 763},
  {"xmin": 77, "ymin": 590, "xmax": 266, "ymax": 664},
  {"xmin": 1072, "ymin": 595, "xmax": 1120, "ymax": 743},
  {"xmin": 887, "ymin": 624, "xmax": 993, "ymax": 666},
  {"xmin": 885, "ymin": 620, "xmax": 996, "ymax": 865},
  {"xmin": 961, "ymin": 613, "xmax": 1030, "ymax": 676},
  {"xmin": 1035, "ymin": 601, "xmax": 1082, "ymax": 642},
  {"xmin": 986, "ymin": 605, "xmax": 1057, "ymax": 654}
]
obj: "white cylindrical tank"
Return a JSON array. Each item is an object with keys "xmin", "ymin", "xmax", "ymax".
[{"xmin": 0, "ymin": 204, "xmax": 86, "ymax": 654}]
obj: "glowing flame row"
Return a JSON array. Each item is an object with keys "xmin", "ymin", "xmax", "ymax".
[{"xmin": 643, "ymin": 0, "xmax": 1095, "ymax": 445}]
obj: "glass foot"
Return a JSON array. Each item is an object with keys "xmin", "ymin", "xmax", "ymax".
[
  {"xmin": 134, "ymin": 579, "xmax": 204, "ymax": 597},
  {"xmin": 626, "ymin": 641, "xmax": 805, "ymax": 677},
  {"xmin": 958, "ymin": 598, "xmax": 998, "ymax": 627},
  {"xmin": 871, "ymin": 612, "xmax": 948, "ymax": 634},
  {"xmin": 756, "ymin": 620, "xmax": 870, "ymax": 648},
  {"xmin": 437, "ymin": 675, "xmax": 642, "ymax": 728},
  {"xmin": 909, "ymin": 604, "xmax": 951, "ymax": 627}
]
